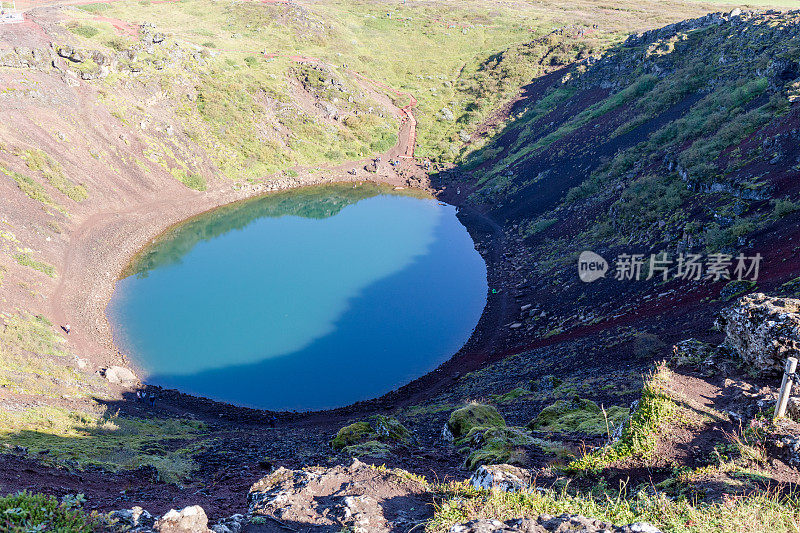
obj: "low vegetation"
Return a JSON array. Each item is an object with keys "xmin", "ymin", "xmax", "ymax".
[
  {"xmin": 428, "ymin": 481, "xmax": 800, "ymax": 533},
  {"xmin": 0, "ymin": 491, "xmax": 97, "ymax": 533}
]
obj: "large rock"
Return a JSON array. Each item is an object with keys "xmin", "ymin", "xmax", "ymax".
[
  {"xmin": 717, "ymin": 293, "xmax": 800, "ymax": 376},
  {"xmin": 102, "ymin": 365, "xmax": 137, "ymax": 384},
  {"xmin": 155, "ymin": 506, "xmax": 211, "ymax": 533},
  {"xmin": 108, "ymin": 506, "xmax": 155, "ymax": 530},
  {"xmin": 469, "ymin": 464, "xmax": 529, "ymax": 492},
  {"xmin": 446, "ymin": 404, "xmax": 506, "ymax": 439}
]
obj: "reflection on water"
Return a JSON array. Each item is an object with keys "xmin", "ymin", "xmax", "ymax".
[{"xmin": 108, "ymin": 184, "xmax": 487, "ymax": 410}]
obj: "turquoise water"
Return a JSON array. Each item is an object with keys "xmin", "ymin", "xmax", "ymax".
[{"xmin": 108, "ymin": 185, "xmax": 487, "ymax": 411}]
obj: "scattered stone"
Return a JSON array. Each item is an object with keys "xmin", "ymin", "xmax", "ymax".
[
  {"xmin": 248, "ymin": 459, "xmax": 430, "ymax": 533},
  {"xmin": 210, "ymin": 514, "xmax": 244, "ymax": 533}
]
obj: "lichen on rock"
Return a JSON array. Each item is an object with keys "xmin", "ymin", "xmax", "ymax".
[{"xmin": 717, "ymin": 293, "xmax": 800, "ymax": 376}]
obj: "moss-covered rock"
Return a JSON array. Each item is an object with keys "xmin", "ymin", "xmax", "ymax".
[
  {"xmin": 331, "ymin": 421, "xmax": 375, "ymax": 450},
  {"xmin": 331, "ymin": 416, "xmax": 411, "ymax": 451},
  {"xmin": 447, "ymin": 404, "xmax": 506, "ymax": 439},
  {"xmin": 528, "ymin": 398, "xmax": 628, "ymax": 435},
  {"xmin": 461, "ymin": 427, "xmax": 535, "ymax": 470},
  {"xmin": 370, "ymin": 415, "xmax": 411, "ymax": 443}
]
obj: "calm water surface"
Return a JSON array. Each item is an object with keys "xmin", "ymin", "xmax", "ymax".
[{"xmin": 108, "ymin": 184, "xmax": 487, "ymax": 410}]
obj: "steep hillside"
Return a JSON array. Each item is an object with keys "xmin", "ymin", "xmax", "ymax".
[{"xmin": 436, "ymin": 9, "xmax": 800, "ymax": 358}]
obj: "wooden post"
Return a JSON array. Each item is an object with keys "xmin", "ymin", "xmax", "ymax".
[{"xmin": 775, "ymin": 356, "xmax": 798, "ymax": 419}]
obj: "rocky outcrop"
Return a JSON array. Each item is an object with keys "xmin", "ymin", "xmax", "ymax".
[
  {"xmin": 101, "ymin": 365, "xmax": 138, "ymax": 384},
  {"xmin": 248, "ymin": 459, "xmax": 430, "ymax": 533},
  {"xmin": 449, "ymin": 515, "xmax": 662, "ymax": 533},
  {"xmin": 717, "ymin": 293, "xmax": 800, "ymax": 376}
]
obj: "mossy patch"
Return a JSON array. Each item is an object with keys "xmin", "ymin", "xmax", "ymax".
[
  {"xmin": 565, "ymin": 367, "xmax": 679, "ymax": 474},
  {"xmin": 528, "ymin": 398, "xmax": 628, "ymax": 436},
  {"xmin": 331, "ymin": 415, "xmax": 411, "ymax": 451},
  {"xmin": 457, "ymin": 426, "xmax": 535, "ymax": 471},
  {"xmin": 331, "ymin": 421, "xmax": 374, "ymax": 450},
  {"xmin": 447, "ymin": 403, "xmax": 506, "ymax": 439},
  {"xmin": 490, "ymin": 387, "xmax": 531, "ymax": 403},
  {"xmin": 342, "ymin": 440, "xmax": 391, "ymax": 458}
]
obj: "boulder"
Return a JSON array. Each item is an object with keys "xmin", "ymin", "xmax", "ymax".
[
  {"xmin": 446, "ymin": 403, "xmax": 506, "ymax": 439},
  {"xmin": 716, "ymin": 293, "xmax": 800, "ymax": 376},
  {"xmin": 102, "ymin": 365, "xmax": 137, "ymax": 384},
  {"xmin": 469, "ymin": 464, "xmax": 529, "ymax": 492},
  {"xmin": 155, "ymin": 505, "xmax": 211, "ymax": 533},
  {"xmin": 109, "ymin": 506, "xmax": 155, "ymax": 530}
]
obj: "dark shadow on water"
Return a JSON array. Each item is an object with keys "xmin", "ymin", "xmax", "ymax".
[{"xmin": 142, "ymin": 213, "xmax": 487, "ymax": 411}]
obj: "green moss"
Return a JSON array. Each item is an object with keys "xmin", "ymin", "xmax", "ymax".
[
  {"xmin": 565, "ymin": 368, "xmax": 678, "ymax": 474},
  {"xmin": 490, "ymin": 387, "xmax": 531, "ymax": 403},
  {"xmin": 0, "ymin": 165, "xmax": 60, "ymax": 210},
  {"xmin": 460, "ymin": 427, "xmax": 535, "ymax": 470},
  {"xmin": 331, "ymin": 421, "xmax": 374, "ymax": 450},
  {"xmin": 447, "ymin": 404, "xmax": 506, "ymax": 439},
  {"xmin": 331, "ymin": 415, "xmax": 411, "ymax": 451},
  {"xmin": 66, "ymin": 22, "xmax": 100, "ymax": 39},
  {"xmin": 370, "ymin": 415, "xmax": 411, "ymax": 444},
  {"xmin": 342, "ymin": 440, "xmax": 391, "ymax": 458},
  {"xmin": 529, "ymin": 398, "xmax": 628, "ymax": 435},
  {"xmin": 19, "ymin": 149, "xmax": 88, "ymax": 202}
]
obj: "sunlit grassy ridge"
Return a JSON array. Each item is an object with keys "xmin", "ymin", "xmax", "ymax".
[{"xmin": 59, "ymin": 0, "xmax": 747, "ymax": 179}]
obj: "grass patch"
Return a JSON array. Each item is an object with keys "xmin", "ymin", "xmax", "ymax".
[
  {"xmin": 0, "ymin": 313, "xmax": 105, "ymax": 398},
  {"xmin": 19, "ymin": 149, "xmax": 88, "ymax": 202},
  {"xmin": 171, "ymin": 168, "xmax": 207, "ymax": 191},
  {"xmin": 564, "ymin": 365, "xmax": 678, "ymax": 474},
  {"xmin": 66, "ymin": 22, "xmax": 100, "ymax": 39},
  {"xmin": 529, "ymin": 398, "xmax": 628, "ymax": 436},
  {"xmin": 0, "ymin": 165, "xmax": 61, "ymax": 211},
  {"xmin": 14, "ymin": 253, "xmax": 56, "ymax": 278},
  {"xmin": 0, "ymin": 405, "xmax": 206, "ymax": 484},
  {"xmin": 428, "ymin": 481, "xmax": 800, "ymax": 533}
]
